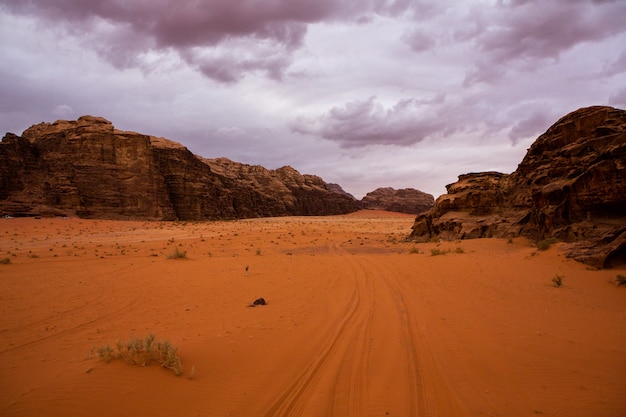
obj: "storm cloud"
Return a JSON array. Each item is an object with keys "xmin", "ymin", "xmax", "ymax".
[{"xmin": 0, "ymin": 0, "xmax": 624, "ymax": 198}]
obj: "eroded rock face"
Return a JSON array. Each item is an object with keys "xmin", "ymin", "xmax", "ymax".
[
  {"xmin": 409, "ymin": 106, "xmax": 626, "ymax": 269},
  {"xmin": 360, "ymin": 187, "xmax": 434, "ymax": 214},
  {"xmin": 0, "ymin": 116, "xmax": 359, "ymax": 220}
]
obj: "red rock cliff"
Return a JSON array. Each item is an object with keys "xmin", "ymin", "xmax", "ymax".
[
  {"xmin": 0, "ymin": 116, "xmax": 360, "ymax": 220},
  {"xmin": 409, "ymin": 106, "xmax": 626, "ymax": 269}
]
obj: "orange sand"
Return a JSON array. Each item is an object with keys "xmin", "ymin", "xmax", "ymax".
[{"xmin": 0, "ymin": 211, "xmax": 624, "ymax": 417}]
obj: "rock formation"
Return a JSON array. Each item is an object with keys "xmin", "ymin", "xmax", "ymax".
[
  {"xmin": 360, "ymin": 187, "xmax": 434, "ymax": 214},
  {"xmin": 409, "ymin": 106, "xmax": 626, "ymax": 269},
  {"xmin": 0, "ymin": 116, "xmax": 360, "ymax": 220}
]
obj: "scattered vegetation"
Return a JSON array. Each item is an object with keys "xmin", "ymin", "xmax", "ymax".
[
  {"xmin": 255, "ymin": 248, "xmax": 262, "ymax": 256},
  {"xmin": 408, "ymin": 246, "xmax": 420, "ymax": 254},
  {"xmin": 615, "ymin": 274, "xmax": 626, "ymax": 286},
  {"xmin": 167, "ymin": 247, "xmax": 187, "ymax": 259},
  {"xmin": 94, "ymin": 334, "xmax": 183, "ymax": 376},
  {"xmin": 552, "ymin": 275, "xmax": 564, "ymax": 288},
  {"xmin": 430, "ymin": 249, "xmax": 445, "ymax": 256},
  {"xmin": 455, "ymin": 247, "xmax": 465, "ymax": 254},
  {"xmin": 0, "ymin": 257, "xmax": 11, "ymax": 264},
  {"xmin": 537, "ymin": 237, "xmax": 559, "ymax": 251}
]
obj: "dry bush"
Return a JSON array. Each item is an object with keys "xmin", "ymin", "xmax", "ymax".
[
  {"xmin": 95, "ymin": 334, "xmax": 183, "ymax": 376},
  {"xmin": 552, "ymin": 275, "xmax": 564, "ymax": 288},
  {"xmin": 167, "ymin": 247, "xmax": 187, "ymax": 259}
]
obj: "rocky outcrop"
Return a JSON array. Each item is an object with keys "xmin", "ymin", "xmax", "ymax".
[
  {"xmin": 409, "ymin": 106, "xmax": 626, "ymax": 269},
  {"xmin": 360, "ymin": 187, "xmax": 434, "ymax": 214},
  {"xmin": 0, "ymin": 116, "xmax": 360, "ymax": 220}
]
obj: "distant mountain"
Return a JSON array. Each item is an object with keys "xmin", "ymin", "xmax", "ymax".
[
  {"xmin": 360, "ymin": 187, "xmax": 434, "ymax": 214},
  {"xmin": 409, "ymin": 106, "xmax": 626, "ymax": 269},
  {"xmin": 0, "ymin": 116, "xmax": 360, "ymax": 219}
]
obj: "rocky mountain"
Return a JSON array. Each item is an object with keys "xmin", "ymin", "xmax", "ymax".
[
  {"xmin": 0, "ymin": 116, "xmax": 360, "ymax": 220},
  {"xmin": 409, "ymin": 106, "xmax": 626, "ymax": 269},
  {"xmin": 360, "ymin": 187, "xmax": 434, "ymax": 214}
]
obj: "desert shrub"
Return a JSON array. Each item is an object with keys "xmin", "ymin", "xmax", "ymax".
[
  {"xmin": 615, "ymin": 274, "xmax": 626, "ymax": 286},
  {"xmin": 552, "ymin": 275, "xmax": 564, "ymax": 287},
  {"xmin": 455, "ymin": 247, "xmax": 464, "ymax": 254},
  {"xmin": 0, "ymin": 258, "xmax": 10, "ymax": 264},
  {"xmin": 167, "ymin": 247, "xmax": 187, "ymax": 259},
  {"xmin": 408, "ymin": 246, "xmax": 419, "ymax": 254},
  {"xmin": 430, "ymin": 249, "xmax": 445, "ymax": 256},
  {"xmin": 95, "ymin": 334, "xmax": 183, "ymax": 376},
  {"xmin": 537, "ymin": 237, "xmax": 559, "ymax": 251}
]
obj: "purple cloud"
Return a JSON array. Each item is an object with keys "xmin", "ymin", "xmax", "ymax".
[
  {"xmin": 291, "ymin": 95, "xmax": 455, "ymax": 148},
  {"xmin": 0, "ymin": 0, "xmax": 417, "ymax": 83},
  {"xmin": 460, "ymin": 0, "xmax": 626, "ymax": 85}
]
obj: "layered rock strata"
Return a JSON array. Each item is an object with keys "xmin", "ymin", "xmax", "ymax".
[
  {"xmin": 0, "ymin": 116, "xmax": 360, "ymax": 220},
  {"xmin": 409, "ymin": 106, "xmax": 626, "ymax": 269},
  {"xmin": 360, "ymin": 187, "xmax": 434, "ymax": 214}
]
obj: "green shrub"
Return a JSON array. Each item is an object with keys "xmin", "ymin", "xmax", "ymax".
[{"xmin": 95, "ymin": 334, "xmax": 183, "ymax": 376}]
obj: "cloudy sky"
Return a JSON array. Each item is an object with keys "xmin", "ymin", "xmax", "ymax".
[{"xmin": 1, "ymin": 0, "xmax": 625, "ymax": 199}]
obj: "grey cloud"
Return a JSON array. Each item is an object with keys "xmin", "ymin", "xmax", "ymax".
[
  {"xmin": 403, "ymin": 28, "xmax": 435, "ymax": 52},
  {"xmin": 609, "ymin": 88, "xmax": 626, "ymax": 109},
  {"xmin": 290, "ymin": 96, "xmax": 451, "ymax": 148},
  {"xmin": 602, "ymin": 51, "xmax": 626, "ymax": 77},
  {"xmin": 461, "ymin": 0, "xmax": 626, "ymax": 85},
  {"xmin": 508, "ymin": 110, "xmax": 552, "ymax": 144},
  {"xmin": 0, "ymin": 0, "xmax": 416, "ymax": 83}
]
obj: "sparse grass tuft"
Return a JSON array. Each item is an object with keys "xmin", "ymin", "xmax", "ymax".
[
  {"xmin": 537, "ymin": 237, "xmax": 559, "ymax": 251},
  {"xmin": 552, "ymin": 275, "xmax": 564, "ymax": 288},
  {"xmin": 455, "ymin": 247, "xmax": 464, "ymax": 254},
  {"xmin": 615, "ymin": 274, "xmax": 626, "ymax": 286},
  {"xmin": 408, "ymin": 246, "xmax": 419, "ymax": 254},
  {"xmin": 0, "ymin": 257, "xmax": 11, "ymax": 264},
  {"xmin": 255, "ymin": 248, "xmax": 262, "ymax": 256},
  {"xmin": 95, "ymin": 334, "xmax": 183, "ymax": 376},
  {"xmin": 430, "ymin": 249, "xmax": 445, "ymax": 256},
  {"xmin": 167, "ymin": 247, "xmax": 187, "ymax": 259}
]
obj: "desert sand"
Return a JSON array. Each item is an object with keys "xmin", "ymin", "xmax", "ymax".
[{"xmin": 0, "ymin": 211, "xmax": 624, "ymax": 417}]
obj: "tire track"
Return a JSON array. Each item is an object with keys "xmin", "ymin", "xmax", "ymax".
[
  {"xmin": 260, "ymin": 244, "xmax": 374, "ymax": 417},
  {"xmin": 357, "ymin": 255, "xmax": 441, "ymax": 417}
]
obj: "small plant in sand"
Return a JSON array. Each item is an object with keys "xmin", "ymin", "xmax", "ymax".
[
  {"xmin": 408, "ymin": 246, "xmax": 419, "ymax": 254},
  {"xmin": 95, "ymin": 334, "xmax": 183, "ymax": 376},
  {"xmin": 430, "ymin": 248, "xmax": 445, "ymax": 256},
  {"xmin": 0, "ymin": 257, "xmax": 11, "ymax": 264},
  {"xmin": 615, "ymin": 274, "xmax": 626, "ymax": 286},
  {"xmin": 537, "ymin": 237, "xmax": 558, "ymax": 251},
  {"xmin": 552, "ymin": 275, "xmax": 564, "ymax": 288},
  {"xmin": 255, "ymin": 248, "xmax": 262, "ymax": 256},
  {"xmin": 167, "ymin": 247, "xmax": 187, "ymax": 259},
  {"xmin": 455, "ymin": 247, "xmax": 465, "ymax": 254}
]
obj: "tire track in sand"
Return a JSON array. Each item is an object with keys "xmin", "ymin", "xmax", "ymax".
[
  {"xmin": 356, "ymin": 255, "xmax": 441, "ymax": 417},
  {"xmin": 260, "ymin": 244, "xmax": 373, "ymax": 417}
]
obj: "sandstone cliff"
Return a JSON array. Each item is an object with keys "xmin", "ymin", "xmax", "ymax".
[
  {"xmin": 360, "ymin": 187, "xmax": 434, "ymax": 214},
  {"xmin": 0, "ymin": 116, "xmax": 360, "ymax": 220},
  {"xmin": 409, "ymin": 106, "xmax": 626, "ymax": 269}
]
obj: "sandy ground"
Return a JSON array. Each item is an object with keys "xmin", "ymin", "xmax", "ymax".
[{"xmin": 0, "ymin": 211, "xmax": 624, "ymax": 417}]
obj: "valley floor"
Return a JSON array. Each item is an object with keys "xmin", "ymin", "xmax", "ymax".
[{"xmin": 0, "ymin": 211, "xmax": 624, "ymax": 417}]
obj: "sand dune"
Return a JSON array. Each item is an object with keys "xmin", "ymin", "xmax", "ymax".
[{"xmin": 1, "ymin": 211, "xmax": 624, "ymax": 417}]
